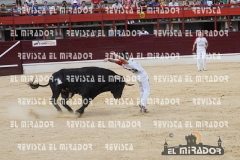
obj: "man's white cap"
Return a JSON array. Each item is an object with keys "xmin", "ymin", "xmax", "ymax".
[{"xmin": 73, "ymin": 0, "xmax": 78, "ymax": 3}]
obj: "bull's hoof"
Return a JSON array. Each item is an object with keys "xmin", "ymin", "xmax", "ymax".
[{"xmin": 75, "ymin": 112, "xmax": 83, "ymax": 118}]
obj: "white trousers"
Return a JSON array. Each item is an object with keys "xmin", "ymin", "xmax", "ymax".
[
  {"xmin": 137, "ymin": 75, "xmax": 150, "ymax": 108},
  {"xmin": 196, "ymin": 50, "xmax": 206, "ymax": 70}
]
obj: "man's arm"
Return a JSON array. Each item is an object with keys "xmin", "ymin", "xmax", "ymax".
[
  {"xmin": 104, "ymin": 58, "xmax": 119, "ymax": 63},
  {"xmin": 205, "ymin": 38, "xmax": 208, "ymax": 49},
  {"xmin": 192, "ymin": 43, "xmax": 196, "ymax": 51},
  {"xmin": 192, "ymin": 38, "xmax": 197, "ymax": 51},
  {"xmin": 205, "ymin": 42, "xmax": 208, "ymax": 49},
  {"xmin": 110, "ymin": 51, "xmax": 129, "ymax": 64}
]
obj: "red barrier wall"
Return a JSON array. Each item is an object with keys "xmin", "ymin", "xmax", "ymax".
[
  {"xmin": 0, "ymin": 41, "xmax": 22, "ymax": 76},
  {"xmin": 0, "ymin": 32, "xmax": 240, "ymax": 76}
]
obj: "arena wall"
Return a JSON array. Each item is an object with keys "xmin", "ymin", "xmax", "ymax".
[{"xmin": 0, "ymin": 33, "xmax": 240, "ymax": 76}]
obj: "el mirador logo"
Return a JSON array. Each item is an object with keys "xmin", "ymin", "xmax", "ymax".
[{"xmin": 162, "ymin": 132, "xmax": 224, "ymax": 155}]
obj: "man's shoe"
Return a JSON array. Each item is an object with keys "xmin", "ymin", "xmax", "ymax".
[
  {"xmin": 139, "ymin": 104, "xmax": 149, "ymax": 113},
  {"xmin": 198, "ymin": 70, "xmax": 201, "ymax": 72},
  {"xmin": 143, "ymin": 108, "xmax": 149, "ymax": 113},
  {"xmin": 203, "ymin": 69, "xmax": 207, "ymax": 71}
]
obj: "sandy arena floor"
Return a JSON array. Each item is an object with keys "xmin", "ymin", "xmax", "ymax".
[{"xmin": 0, "ymin": 62, "xmax": 240, "ymax": 160}]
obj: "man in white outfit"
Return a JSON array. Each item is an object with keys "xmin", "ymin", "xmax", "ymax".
[
  {"xmin": 139, "ymin": 27, "xmax": 149, "ymax": 35},
  {"xmin": 192, "ymin": 32, "xmax": 208, "ymax": 71},
  {"xmin": 104, "ymin": 50, "xmax": 150, "ymax": 113}
]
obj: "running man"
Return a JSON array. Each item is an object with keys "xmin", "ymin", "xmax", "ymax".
[
  {"xmin": 192, "ymin": 32, "xmax": 208, "ymax": 71},
  {"xmin": 104, "ymin": 50, "xmax": 150, "ymax": 113}
]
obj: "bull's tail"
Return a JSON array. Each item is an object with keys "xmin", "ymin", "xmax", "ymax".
[{"xmin": 28, "ymin": 77, "xmax": 50, "ymax": 89}]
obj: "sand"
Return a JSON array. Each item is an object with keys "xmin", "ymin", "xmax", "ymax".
[{"xmin": 0, "ymin": 62, "xmax": 240, "ymax": 160}]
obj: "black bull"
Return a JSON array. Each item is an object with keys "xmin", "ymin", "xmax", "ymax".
[{"xmin": 28, "ymin": 67, "xmax": 134, "ymax": 117}]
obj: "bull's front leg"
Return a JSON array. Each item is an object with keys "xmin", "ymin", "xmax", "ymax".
[{"xmin": 75, "ymin": 96, "xmax": 93, "ymax": 117}]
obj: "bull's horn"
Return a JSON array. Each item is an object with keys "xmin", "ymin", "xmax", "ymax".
[
  {"xmin": 32, "ymin": 76, "xmax": 36, "ymax": 83},
  {"xmin": 125, "ymin": 82, "xmax": 134, "ymax": 86},
  {"xmin": 31, "ymin": 76, "xmax": 38, "ymax": 85}
]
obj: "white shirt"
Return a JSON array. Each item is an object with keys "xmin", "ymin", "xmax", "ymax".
[
  {"xmin": 112, "ymin": 3, "xmax": 123, "ymax": 8},
  {"xmin": 139, "ymin": 31, "xmax": 149, "ymax": 35},
  {"xmin": 230, "ymin": 0, "xmax": 237, "ymax": 3},
  {"xmin": 22, "ymin": 5, "xmax": 30, "ymax": 14},
  {"xmin": 78, "ymin": 6, "xmax": 88, "ymax": 13},
  {"xmin": 26, "ymin": 0, "xmax": 34, "ymax": 7},
  {"xmin": 230, "ymin": 0, "xmax": 237, "ymax": 8},
  {"xmin": 122, "ymin": 59, "xmax": 147, "ymax": 79},
  {"xmin": 207, "ymin": 0, "xmax": 213, "ymax": 7},
  {"xmin": 194, "ymin": 37, "xmax": 208, "ymax": 51},
  {"xmin": 168, "ymin": 2, "xmax": 179, "ymax": 6},
  {"xmin": 51, "ymin": 6, "xmax": 60, "ymax": 10},
  {"xmin": 50, "ymin": 6, "xmax": 60, "ymax": 14}
]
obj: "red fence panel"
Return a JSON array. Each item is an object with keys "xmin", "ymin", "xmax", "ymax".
[{"xmin": 0, "ymin": 41, "xmax": 23, "ymax": 76}]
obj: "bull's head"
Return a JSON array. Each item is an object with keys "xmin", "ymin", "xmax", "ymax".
[{"xmin": 111, "ymin": 75, "xmax": 134, "ymax": 99}]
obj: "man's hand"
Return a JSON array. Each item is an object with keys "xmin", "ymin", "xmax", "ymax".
[
  {"xmin": 103, "ymin": 58, "xmax": 108, "ymax": 62},
  {"xmin": 192, "ymin": 48, "xmax": 194, "ymax": 52},
  {"xmin": 205, "ymin": 46, "xmax": 208, "ymax": 49},
  {"xmin": 104, "ymin": 58, "xmax": 119, "ymax": 64}
]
